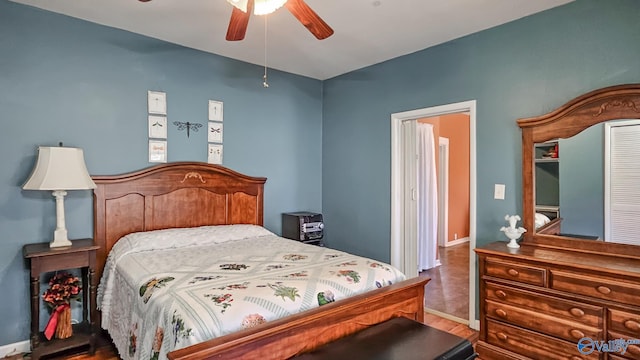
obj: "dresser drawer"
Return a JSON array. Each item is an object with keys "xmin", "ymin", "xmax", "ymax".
[
  {"xmin": 550, "ymin": 270, "xmax": 640, "ymax": 306},
  {"xmin": 485, "ymin": 257, "xmax": 546, "ymax": 286},
  {"xmin": 486, "ymin": 300, "xmax": 603, "ymax": 343},
  {"xmin": 485, "ymin": 282, "xmax": 603, "ymax": 328},
  {"xmin": 486, "ymin": 320, "xmax": 599, "ymax": 360},
  {"xmin": 608, "ymin": 331, "xmax": 640, "ymax": 359},
  {"xmin": 611, "ymin": 355, "xmax": 639, "ymax": 360},
  {"xmin": 611, "ymin": 356, "xmax": 629, "ymax": 360},
  {"xmin": 609, "ymin": 309, "xmax": 640, "ymax": 338},
  {"xmin": 476, "ymin": 341, "xmax": 532, "ymax": 360}
]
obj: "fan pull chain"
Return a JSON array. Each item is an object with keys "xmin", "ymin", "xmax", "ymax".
[{"xmin": 263, "ymin": 15, "xmax": 270, "ymax": 88}]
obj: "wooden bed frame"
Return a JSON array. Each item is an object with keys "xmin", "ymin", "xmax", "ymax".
[{"xmin": 92, "ymin": 162, "xmax": 428, "ymax": 360}]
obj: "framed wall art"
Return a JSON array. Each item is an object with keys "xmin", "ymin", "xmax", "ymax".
[
  {"xmin": 148, "ymin": 115, "xmax": 167, "ymax": 139},
  {"xmin": 207, "ymin": 122, "xmax": 223, "ymax": 143},
  {"xmin": 149, "ymin": 140, "xmax": 167, "ymax": 163},
  {"xmin": 207, "ymin": 144, "xmax": 223, "ymax": 164},
  {"xmin": 208, "ymin": 100, "xmax": 223, "ymax": 121},
  {"xmin": 148, "ymin": 91, "xmax": 167, "ymax": 115}
]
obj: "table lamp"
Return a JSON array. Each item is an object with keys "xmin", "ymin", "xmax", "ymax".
[{"xmin": 23, "ymin": 146, "xmax": 96, "ymax": 248}]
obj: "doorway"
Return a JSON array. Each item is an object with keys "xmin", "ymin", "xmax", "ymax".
[{"xmin": 390, "ymin": 100, "xmax": 478, "ymax": 330}]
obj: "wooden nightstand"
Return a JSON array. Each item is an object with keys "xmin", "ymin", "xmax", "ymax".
[{"xmin": 23, "ymin": 239, "xmax": 99, "ymax": 360}]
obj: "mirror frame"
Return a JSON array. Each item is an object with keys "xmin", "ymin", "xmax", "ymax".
[{"xmin": 518, "ymin": 83, "xmax": 640, "ymax": 257}]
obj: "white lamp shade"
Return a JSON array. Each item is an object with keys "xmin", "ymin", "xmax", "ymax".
[
  {"xmin": 23, "ymin": 146, "xmax": 96, "ymax": 191},
  {"xmin": 227, "ymin": 0, "xmax": 288, "ymax": 15}
]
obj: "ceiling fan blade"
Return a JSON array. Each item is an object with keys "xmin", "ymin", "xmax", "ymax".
[
  {"xmin": 226, "ymin": 0, "xmax": 254, "ymax": 41},
  {"xmin": 285, "ymin": 0, "xmax": 334, "ymax": 40}
]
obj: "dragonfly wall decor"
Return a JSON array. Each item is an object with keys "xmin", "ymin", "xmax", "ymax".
[{"xmin": 173, "ymin": 121, "xmax": 203, "ymax": 138}]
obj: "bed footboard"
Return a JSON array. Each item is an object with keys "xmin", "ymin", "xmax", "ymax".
[{"xmin": 168, "ymin": 277, "xmax": 429, "ymax": 360}]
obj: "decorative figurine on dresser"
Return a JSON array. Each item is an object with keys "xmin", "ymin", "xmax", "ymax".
[
  {"xmin": 22, "ymin": 145, "xmax": 99, "ymax": 359},
  {"xmin": 476, "ymin": 84, "xmax": 640, "ymax": 360},
  {"xmin": 499, "ymin": 214, "xmax": 526, "ymax": 249}
]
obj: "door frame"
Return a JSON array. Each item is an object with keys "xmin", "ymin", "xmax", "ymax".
[
  {"xmin": 438, "ymin": 137, "xmax": 449, "ymax": 248},
  {"xmin": 390, "ymin": 100, "xmax": 478, "ymax": 330}
]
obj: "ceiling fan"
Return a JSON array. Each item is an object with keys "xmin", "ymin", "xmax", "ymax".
[
  {"xmin": 225, "ymin": 0, "xmax": 334, "ymax": 41},
  {"xmin": 137, "ymin": 0, "xmax": 332, "ymax": 41}
]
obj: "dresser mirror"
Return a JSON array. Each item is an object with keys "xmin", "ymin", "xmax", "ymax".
[
  {"xmin": 534, "ymin": 123, "xmax": 605, "ymax": 239},
  {"xmin": 518, "ymin": 83, "xmax": 640, "ymax": 256}
]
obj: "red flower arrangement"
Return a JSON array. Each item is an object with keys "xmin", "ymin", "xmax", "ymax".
[
  {"xmin": 43, "ymin": 272, "xmax": 81, "ymax": 309},
  {"xmin": 42, "ymin": 272, "xmax": 82, "ymax": 340}
]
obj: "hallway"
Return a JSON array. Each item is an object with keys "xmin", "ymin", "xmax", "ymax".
[{"xmin": 420, "ymin": 242, "xmax": 469, "ymax": 320}]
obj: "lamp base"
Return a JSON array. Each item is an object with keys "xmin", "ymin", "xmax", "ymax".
[
  {"xmin": 50, "ymin": 190, "xmax": 72, "ymax": 248},
  {"xmin": 50, "ymin": 228, "xmax": 72, "ymax": 247},
  {"xmin": 49, "ymin": 239, "xmax": 73, "ymax": 248}
]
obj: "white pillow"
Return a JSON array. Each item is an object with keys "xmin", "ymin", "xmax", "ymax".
[
  {"xmin": 109, "ymin": 224, "xmax": 274, "ymax": 260},
  {"xmin": 535, "ymin": 213, "xmax": 551, "ymax": 229}
]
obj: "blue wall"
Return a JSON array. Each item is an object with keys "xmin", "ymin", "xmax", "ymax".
[
  {"xmin": 321, "ymin": 0, "xmax": 640, "ymax": 260},
  {"xmin": 559, "ymin": 124, "xmax": 604, "ymax": 239},
  {"xmin": 0, "ymin": 0, "xmax": 322, "ymax": 345}
]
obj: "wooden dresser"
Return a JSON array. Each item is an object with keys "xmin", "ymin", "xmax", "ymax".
[{"xmin": 476, "ymin": 242, "xmax": 640, "ymax": 360}]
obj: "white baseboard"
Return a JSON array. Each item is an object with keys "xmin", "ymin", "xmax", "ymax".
[
  {"xmin": 443, "ymin": 236, "xmax": 469, "ymax": 247},
  {"xmin": 424, "ymin": 308, "xmax": 469, "ymax": 325},
  {"xmin": 424, "ymin": 308, "xmax": 480, "ymax": 331},
  {"xmin": 0, "ymin": 340, "xmax": 29, "ymax": 358}
]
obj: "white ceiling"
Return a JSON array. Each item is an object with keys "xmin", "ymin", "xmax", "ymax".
[{"xmin": 11, "ymin": 0, "xmax": 573, "ymax": 80}]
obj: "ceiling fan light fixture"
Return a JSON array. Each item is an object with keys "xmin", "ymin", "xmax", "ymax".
[
  {"xmin": 254, "ymin": 0, "xmax": 288, "ymax": 15},
  {"xmin": 226, "ymin": 0, "xmax": 248, "ymax": 13},
  {"xmin": 226, "ymin": 0, "xmax": 288, "ymax": 15}
]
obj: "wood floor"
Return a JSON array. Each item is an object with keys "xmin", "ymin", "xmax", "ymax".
[
  {"xmin": 420, "ymin": 241, "xmax": 470, "ymax": 320},
  {"xmin": 423, "ymin": 312, "xmax": 478, "ymax": 344},
  {"xmin": 18, "ymin": 313, "xmax": 477, "ymax": 359}
]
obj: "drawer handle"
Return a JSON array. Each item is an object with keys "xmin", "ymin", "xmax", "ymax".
[
  {"xmin": 569, "ymin": 308, "xmax": 585, "ymax": 317},
  {"xmin": 624, "ymin": 319, "xmax": 640, "ymax": 331},
  {"xmin": 495, "ymin": 290, "xmax": 507, "ymax": 299},
  {"xmin": 495, "ymin": 309, "xmax": 508, "ymax": 318},
  {"xmin": 496, "ymin": 332, "xmax": 508, "ymax": 342},
  {"xmin": 596, "ymin": 285, "xmax": 611, "ymax": 295},
  {"xmin": 507, "ymin": 268, "xmax": 519, "ymax": 277},
  {"xmin": 569, "ymin": 329, "xmax": 585, "ymax": 339}
]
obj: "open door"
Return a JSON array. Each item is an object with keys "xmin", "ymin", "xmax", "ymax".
[{"xmin": 401, "ymin": 120, "xmax": 419, "ymax": 278}]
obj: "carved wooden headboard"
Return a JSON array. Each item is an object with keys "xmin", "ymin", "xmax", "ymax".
[{"xmin": 92, "ymin": 162, "xmax": 266, "ymax": 279}]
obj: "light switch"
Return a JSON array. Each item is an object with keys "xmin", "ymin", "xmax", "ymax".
[{"xmin": 494, "ymin": 184, "xmax": 505, "ymax": 200}]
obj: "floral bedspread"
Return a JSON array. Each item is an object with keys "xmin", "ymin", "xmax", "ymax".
[{"xmin": 97, "ymin": 225, "xmax": 406, "ymax": 360}]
